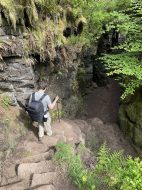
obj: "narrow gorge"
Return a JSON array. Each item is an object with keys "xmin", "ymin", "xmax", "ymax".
[{"xmin": 0, "ymin": 1, "xmax": 142, "ymax": 190}]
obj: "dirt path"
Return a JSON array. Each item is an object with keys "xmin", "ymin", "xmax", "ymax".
[
  {"xmin": 85, "ymin": 78, "xmax": 121, "ymax": 123},
  {"xmin": 84, "ymin": 78, "xmax": 137, "ymax": 156}
]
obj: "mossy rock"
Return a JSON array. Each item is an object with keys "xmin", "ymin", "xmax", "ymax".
[
  {"xmin": 126, "ymin": 101, "xmax": 142, "ymax": 128},
  {"xmin": 119, "ymin": 95, "xmax": 142, "ymax": 150},
  {"xmin": 134, "ymin": 127, "xmax": 142, "ymax": 148},
  {"xmin": 63, "ymin": 95, "xmax": 83, "ymax": 118},
  {"xmin": 119, "ymin": 105, "xmax": 134, "ymax": 139},
  {"xmin": 0, "ymin": 97, "xmax": 30, "ymax": 163}
]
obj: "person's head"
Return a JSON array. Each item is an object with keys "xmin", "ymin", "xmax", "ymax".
[{"xmin": 38, "ymin": 81, "xmax": 48, "ymax": 92}]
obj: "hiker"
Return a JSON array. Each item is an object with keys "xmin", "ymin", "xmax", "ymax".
[{"xmin": 27, "ymin": 81, "xmax": 59, "ymax": 141}]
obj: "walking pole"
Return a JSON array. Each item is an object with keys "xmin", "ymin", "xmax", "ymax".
[{"xmin": 57, "ymin": 101, "xmax": 60, "ymax": 122}]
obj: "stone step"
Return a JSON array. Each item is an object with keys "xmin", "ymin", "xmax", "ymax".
[
  {"xmin": 31, "ymin": 172, "xmax": 57, "ymax": 187},
  {"xmin": 19, "ymin": 133, "xmax": 66, "ymax": 156},
  {"xmin": 42, "ymin": 133, "xmax": 66, "ymax": 147},
  {"xmin": 0, "ymin": 180, "xmax": 27, "ymax": 190},
  {"xmin": 53, "ymin": 120, "xmax": 84, "ymax": 144},
  {"xmin": 18, "ymin": 160, "xmax": 55, "ymax": 179},
  {"xmin": 21, "ymin": 151, "xmax": 53, "ymax": 163},
  {"xmin": 35, "ymin": 184, "xmax": 56, "ymax": 190}
]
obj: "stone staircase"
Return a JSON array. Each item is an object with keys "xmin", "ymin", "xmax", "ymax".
[
  {"xmin": 0, "ymin": 119, "xmax": 85, "ymax": 190},
  {"xmin": 0, "ymin": 117, "xmax": 136, "ymax": 190}
]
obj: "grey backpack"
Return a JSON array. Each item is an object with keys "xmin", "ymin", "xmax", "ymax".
[{"xmin": 27, "ymin": 93, "xmax": 46, "ymax": 122}]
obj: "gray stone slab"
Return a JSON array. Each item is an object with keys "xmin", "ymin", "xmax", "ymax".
[
  {"xmin": 35, "ymin": 185, "xmax": 55, "ymax": 190},
  {"xmin": 0, "ymin": 82, "xmax": 14, "ymax": 92},
  {"xmin": 21, "ymin": 152, "xmax": 51, "ymax": 163},
  {"xmin": 18, "ymin": 161, "xmax": 55, "ymax": 179},
  {"xmin": 31, "ymin": 172, "xmax": 56, "ymax": 187},
  {"xmin": 0, "ymin": 181, "xmax": 25, "ymax": 190}
]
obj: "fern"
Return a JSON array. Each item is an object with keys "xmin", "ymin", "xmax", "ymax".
[
  {"xmin": 96, "ymin": 143, "xmax": 125, "ymax": 172},
  {"xmin": 23, "ymin": 19, "xmax": 58, "ymax": 61},
  {"xmin": 25, "ymin": 0, "xmax": 38, "ymax": 25},
  {"xmin": 0, "ymin": 0, "xmax": 17, "ymax": 29},
  {"xmin": 95, "ymin": 144, "xmax": 126, "ymax": 189},
  {"xmin": 55, "ymin": 142, "xmax": 142, "ymax": 190}
]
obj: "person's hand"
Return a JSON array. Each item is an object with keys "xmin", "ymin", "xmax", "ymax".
[{"xmin": 55, "ymin": 96, "xmax": 59, "ymax": 102}]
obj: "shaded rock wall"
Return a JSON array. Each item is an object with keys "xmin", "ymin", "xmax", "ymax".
[
  {"xmin": 0, "ymin": 22, "xmax": 84, "ymax": 118},
  {"xmin": 0, "ymin": 25, "xmax": 35, "ymax": 105},
  {"xmin": 35, "ymin": 45, "xmax": 83, "ymax": 118}
]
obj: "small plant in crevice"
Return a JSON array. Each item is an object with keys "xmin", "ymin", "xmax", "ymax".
[
  {"xmin": 51, "ymin": 109, "xmax": 64, "ymax": 122},
  {"xmin": 1, "ymin": 96, "xmax": 11, "ymax": 109},
  {"xmin": 22, "ymin": 150, "xmax": 33, "ymax": 158}
]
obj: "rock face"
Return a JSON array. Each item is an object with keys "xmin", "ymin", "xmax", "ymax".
[
  {"xmin": 0, "ymin": 26, "xmax": 35, "ymax": 105},
  {"xmin": 0, "ymin": 22, "xmax": 84, "ymax": 117},
  {"xmin": 119, "ymin": 92, "xmax": 142, "ymax": 153}
]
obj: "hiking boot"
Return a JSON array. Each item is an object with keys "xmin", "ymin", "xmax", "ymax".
[
  {"xmin": 38, "ymin": 137, "xmax": 43, "ymax": 143},
  {"xmin": 45, "ymin": 131, "xmax": 52, "ymax": 136}
]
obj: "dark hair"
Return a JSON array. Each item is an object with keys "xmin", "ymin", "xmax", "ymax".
[{"xmin": 38, "ymin": 81, "xmax": 48, "ymax": 90}]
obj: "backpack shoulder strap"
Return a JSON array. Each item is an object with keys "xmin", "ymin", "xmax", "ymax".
[
  {"xmin": 39, "ymin": 94, "xmax": 47, "ymax": 102},
  {"xmin": 31, "ymin": 92, "xmax": 35, "ymax": 102}
]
